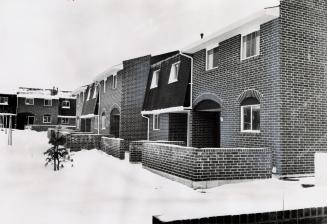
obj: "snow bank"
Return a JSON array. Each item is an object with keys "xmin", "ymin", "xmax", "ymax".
[{"xmin": 315, "ymin": 152, "xmax": 327, "ymax": 186}]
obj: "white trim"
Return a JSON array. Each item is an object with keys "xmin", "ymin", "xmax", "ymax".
[
  {"xmin": 150, "ymin": 69, "xmax": 160, "ymax": 89},
  {"xmin": 141, "ymin": 106, "xmax": 186, "ymax": 115},
  {"xmin": 240, "ymin": 104, "xmax": 260, "ymax": 133},
  {"xmin": 80, "ymin": 114, "xmax": 96, "ymax": 119},
  {"xmin": 57, "ymin": 115, "xmax": 76, "ymax": 118},
  {"xmin": 153, "ymin": 114, "xmax": 160, "ymax": 130},
  {"xmin": 112, "ymin": 74, "xmax": 118, "ymax": 89},
  {"xmin": 103, "ymin": 78, "xmax": 107, "ymax": 93},
  {"xmin": 62, "ymin": 100, "xmax": 70, "ymax": 109},
  {"xmin": 205, "ymin": 47, "xmax": 218, "ymax": 71},
  {"xmin": 182, "ymin": 7, "xmax": 279, "ymax": 54},
  {"xmin": 25, "ymin": 98, "xmax": 34, "ymax": 105},
  {"xmin": 43, "ymin": 115, "xmax": 51, "ymax": 124},
  {"xmin": 92, "ymin": 86, "xmax": 97, "ymax": 99},
  {"xmin": 0, "ymin": 113, "xmax": 16, "ymax": 116},
  {"xmin": 168, "ymin": 61, "xmax": 180, "ymax": 84}
]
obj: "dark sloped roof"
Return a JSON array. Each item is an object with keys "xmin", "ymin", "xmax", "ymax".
[{"xmin": 81, "ymin": 84, "xmax": 99, "ymax": 115}]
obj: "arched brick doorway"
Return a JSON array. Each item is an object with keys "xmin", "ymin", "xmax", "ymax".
[{"xmin": 110, "ymin": 108, "xmax": 120, "ymax": 138}]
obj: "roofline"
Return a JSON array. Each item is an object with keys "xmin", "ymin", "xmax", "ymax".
[
  {"xmin": 141, "ymin": 106, "xmax": 188, "ymax": 115},
  {"xmin": 93, "ymin": 63, "xmax": 123, "ymax": 82},
  {"xmin": 182, "ymin": 6, "xmax": 280, "ymax": 54}
]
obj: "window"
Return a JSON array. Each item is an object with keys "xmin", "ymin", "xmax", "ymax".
[
  {"xmin": 25, "ymin": 98, "xmax": 34, "ymax": 105},
  {"xmin": 168, "ymin": 62, "xmax": 180, "ymax": 84},
  {"xmin": 44, "ymin": 99, "xmax": 52, "ymax": 106},
  {"xmin": 104, "ymin": 79, "xmax": 107, "ymax": 93},
  {"xmin": 206, "ymin": 46, "xmax": 219, "ymax": 70},
  {"xmin": 101, "ymin": 112, "xmax": 106, "ymax": 130},
  {"xmin": 62, "ymin": 100, "xmax": 70, "ymax": 109},
  {"xmin": 86, "ymin": 88, "xmax": 91, "ymax": 101},
  {"xmin": 241, "ymin": 31, "xmax": 260, "ymax": 60},
  {"xmin": 43, "ymin": 115, "xmax": 51, "ymax": 124},
  {"xmin": 93, "ymin": 86, "xmax": 97, "ymax": 99},
  {"xmin": 112, "ymin": 75, "xmax": 118, "ymax": 89},
  {"xmin": 241, "ymin": 97, "xmax": 260, "ymax": 133},
  {"xmin": 150, "ymin": 69, "xmax": 160, "ymax": 89},
  {"xmin": 61, "ymin": 118, "xmax": 69, "ymax": 125},
  {"xmin": 153, "ymin": 114, "xmax": 160, "ymax": 130},
  {"xmin": 0, "ymin": 97, "xmax": 8, "ymax": 105},
  {"xmin": 27, "ymin": 116, "xmax": 34, "ymax": 125}
]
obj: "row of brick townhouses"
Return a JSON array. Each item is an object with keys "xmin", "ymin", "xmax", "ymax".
[
  {"xmin": 0, "ymin": 87, "xmax": 76, "ymax": 131},
  {"xmin": 73, "ymin": 0, "xmax": 327, "ymax": 182}
]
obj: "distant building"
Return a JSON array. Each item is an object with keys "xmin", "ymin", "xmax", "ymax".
[{"xmin": 0, "ymin": 92, "xmax": 17, "ymax": 128}]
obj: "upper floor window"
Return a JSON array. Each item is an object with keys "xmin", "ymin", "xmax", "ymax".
[
  {"xmin": 240, "ymin": 97, "xmax": 260, "ymax": 133},
  {"xmin": 61, "ymin": 118, "xmax": 69, "ymax": 125},
  {"xmin": 206, "ymin": 46, "xmax": 219, "ymax": 70},
  {"xmin": 104, "ymin": 78, "xmax": 107, "ymax": 93},
  {"xmin": 25, "ymin": 98, "xmax": 34, "ymax": 105},
  {"xmin": 0, "ymin": 97, "xmax": 8, "ymax": 105},
  {"xmin": 150, "ymin": 69, "xmax": 160, "ymax": 89},
  {"xmin": 44, "ymin": 99, "xmax": 52, "ymax": 107},
  {"xmin": 86, "ymin": 88, "xmax": 91, "ymax": 101},
  {"xmin": 43, "ymin": 115, "xmax": 51, "ymax": 124},
  {"xmin": 168, "ymin": 62, "xmax": 180, "ymax": 84},
  {"xmin": 153, "ymin": 114, "xmax": 160, "ymax": 130},
  {"xmin": 62, "ymin": 100, "xmax": 70, "ymax": 109},
  {"xmin": 241, "ymin": 31, "xmax": 260, "ymax": 60},
  {"xmin": 93, "ymin": 86, "xmax": 97, "ymax": 99},
  {"xmin": 112, "ymin": 75, "xmax": 118, "ymax": 89}
]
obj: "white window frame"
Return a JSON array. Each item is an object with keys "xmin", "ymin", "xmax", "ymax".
[
  {"xmin": 112, "ymin": 75, "xmax": 118, "ymax": 89},
  {"xmin": 25, "ymin": 98, "xmax": 34, "ymax": 105},
  {"xmin": 43, "ymin": 115, "xmax": 51, "ymax": 124},
  {"xmin": 0, "ymin": 97, "xmax": 8, "ymax": 105},
  {"xmin": 150, "ymin": 69, "xmax": 160, "ymax": 89},
  {"xmin": 241, "ymin": 30, "xmax": 260, "ymax": 61},
  {"xmin": 93, "ymin": 86, "xmax": 97, "ymax": 99},
  {"xmin": 240, "ymin": 104, "xmax": 260, "ymax": 133},
  {"xmin": 86, "ymin": 88, "xmax": 91, "ymax": 101},
  {"xmin": 153, "ymin": 114, "xmax": 160, "ymax": 130},
  {"xmin": 168, "ymin": 61, "xmax": 180, "ymax": 84},
  {"xmin": 61, "ymin": 118, "xmax": 69, "ymax": 125},
  {"xmin": 62, "ymin": 100, "xmax": 70, "ymax": 109},
  {"xmin": 104, "ymin": 78, "xmax": 107, "ymax": 93},
  {"xmin": 44, "ymin": 99, "xmax": 52, "ymax": 106}
]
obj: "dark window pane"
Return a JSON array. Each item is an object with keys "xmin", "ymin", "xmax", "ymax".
[
  {"xmin": 213, "ymin": 46, "xmax": 219, "ymax": 68},
  {"xmin": 243, "ymin": 107, "xmax": 251, "ymax": 130},
  {"xmin": 252, "ymin": 108, "xmax": 260, "ymax": 130}
]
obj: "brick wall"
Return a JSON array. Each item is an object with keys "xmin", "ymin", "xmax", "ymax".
[
  {"xmin": 278, "ymin": 0, "xmax": 327, "ymax": 175},
  {"xmin": 149, "ymin": 114, "xmax": 169, "ymax": 141},
  {"xmin": 129, "ymin": 140, "xmax": 185, "ymax": 163},
  {"xmin": 142, "ymin": 143, "xmax": 271, "ymax": 184},
  {"xmin": 65, "ymin": 133, "xmax": 107, "ymax": 152},
  {"xmin": 153, "ymin": 206, "xmax": 327, "ymax": 224},
  {"xmin": 120, "ymin": 56, "xmax": 150, "ymax": 147},
  {"xmin": 191, "ymin": 18, "xmax": 280, "ymax": 170},
  {"xmin": 100, "ymin": 137, "xmax": 125, "ymax": 160}
]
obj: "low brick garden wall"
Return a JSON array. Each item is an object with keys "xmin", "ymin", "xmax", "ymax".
[
  {"xmin": 65, "ymin": 133, "xmax": 109, "ymax": 152},
  {"xmin": 142, "ymin": 143, "xmax": 271, "ymax": 188},
  {"xmin": 129, "ymin": 140, "xmax": 185, "ymax": 163},
  {"xmin": 101, "ymin": 137, "xmax": 125, "ymax": 160},
  {"xmin": 153, "ymin": 206, "xmax": 327, "ymax": 224}
]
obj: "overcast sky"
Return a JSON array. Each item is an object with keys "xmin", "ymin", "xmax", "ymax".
[{"xmin": 0, "ymin": 0, "xmax": 279, "ymax": 92}]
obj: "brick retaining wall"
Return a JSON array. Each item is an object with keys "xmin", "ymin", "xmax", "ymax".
[
  {"xmin": 100, "ymin": 137, "xmax": 125, "ymax": 160},
  {"xmin": 153, "ymin": 206, "xmax": 327, "ymax": 224},
  {"xmin": 129, "ymin": 140, "xmax": 185, "ymax": 163},
  {"xmin": 142, "ymin": 143, "xmax": 271, "ymax": 188},
  {"xmin": 65, "ymin": 133, "xmax": 109, "ymax": 152}
]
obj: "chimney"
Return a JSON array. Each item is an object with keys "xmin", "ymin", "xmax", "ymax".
[{"xmin": 200, "ymin": 33, "xmax": 204, "ymax": 39}]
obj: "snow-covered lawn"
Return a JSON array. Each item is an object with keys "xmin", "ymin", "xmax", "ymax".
[{"xmin": 0, "ymin": 130, "xmax": 327, "ymax": 224}]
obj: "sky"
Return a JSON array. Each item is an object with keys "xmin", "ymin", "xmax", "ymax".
[{"xmin": 0, "ymin": 0, "xmax": 279, "ymax": 93}]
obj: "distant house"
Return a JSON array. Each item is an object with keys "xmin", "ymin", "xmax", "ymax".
[
  {"xmin": 0, "ymin": 92, "xmax": 17, "ymax": 128},
  {"xmin": 16, "ymin": 87, "xmax": 76, "ymax": 131},
  {"xmin": 72, "ymin": 86, "xmax": 87, "ymax": 131}
]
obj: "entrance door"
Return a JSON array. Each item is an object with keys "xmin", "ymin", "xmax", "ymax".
[
  {"xmin": 85, "ymin": 119, "xmax": 91, "ymax": 132},
  {"xmin": 27, "ymin": 116, "xmax": 35, "ymax": 125},
  {"xmin": 110, "ymin": 108, "xmax": 120, "ymax": 138}
]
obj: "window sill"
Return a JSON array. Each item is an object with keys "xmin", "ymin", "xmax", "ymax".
[
  {"xmin": 240, "ymin": 54, "xmax": 260, "ymax": 62},
  {"xmin": 241, "ymin": 130, "xmax": 260, "ymax": 134},
  {"xmin": 62, "ymin": 107, "xmax": 70, "ymax": 109},
  {"xmin": 150, "ymin": 86, "xmax": 158, "ymax": 90},
  {"xmin": 168, "ymin": 79, "xmax": 178, "ymax": 84},
  {"xmin": 25, "ymin": 104, "xmax": 34, "ymax": 106},
  {"xmin": 153, "ymin": 129, "xmax": 160, "ymax": 131},
  {"xmin": 43, "ymin": 122, "xmax": 51, "ymax": 124},
  {"xmin": 205, "ymin": 66, "xmax": 218, "ymax": 72},
  {"xmin": 0, "ymin": 103, "xmax": 8, "ymax": 105}
]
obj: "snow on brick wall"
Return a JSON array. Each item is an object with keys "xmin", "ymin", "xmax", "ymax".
[{"xmin": 101, "ymin": 137, "xmax": 125, "ymax": 160}]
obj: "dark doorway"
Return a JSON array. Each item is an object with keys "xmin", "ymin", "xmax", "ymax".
[
  {"xmin": 81, "ymin": 118, "xmax": 91, "ymax": 132},
  {"xmin": 110, "ymin": 108, "xmax": 120, "ymax": 138},
  {"xmin": 193, "ymin": 99, "xmax": 221, "ymax": 148},
  {"xmin": 17, "ymin": 113, "xmax": 35, "ymax": 130}
]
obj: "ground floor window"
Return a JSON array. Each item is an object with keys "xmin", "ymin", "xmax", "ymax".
[
  {"xmin": 240, "ymin": 97, "xmax": 260, "ymax": 133},
  {"xmin": 101, "ymin": 112, "xmax": 106, "ymax": 130},
  {"xmin": 61, "ymin": 118, "xmax": 69, "ymax": 125},
  {"xmin": 43, "ymin": 115, "xmax": 51, "ymax": 124},
  {"xmin": 153, "ymin": 114, "xmax": 160, "ymax": 130}
]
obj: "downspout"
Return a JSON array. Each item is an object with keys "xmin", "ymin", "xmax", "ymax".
[
  {"xmin": 96, "ymin": 82, "xmax": 100, "ymax": 135},
  {"xmin": 179, "ymin": 51, "xmax": 193, "ymax": 147},
  {"xmin": 141, "ymin": 114, "xmax": 150, "ymax": 141}
]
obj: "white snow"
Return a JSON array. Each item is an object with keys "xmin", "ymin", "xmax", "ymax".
[
  {"xmin": 315, "ymin": 152, "xmax": 327, "ymax": 187},
  {"xmin": 0, "ymin": 130, "xmax": 327, "ymax": 224}
]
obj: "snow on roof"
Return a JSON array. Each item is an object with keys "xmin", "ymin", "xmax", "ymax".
[
  {"xmin": 72, "ymin": 86, "xmax": 88, "ymax": 95},
  {"xmin": 17, "ymin": 87, "xmax": 75, "ymax": 99},
  {"xmin": 182, "ymin": 6, "xmax": 280, "ymax": 54},
  {"xmin": 93, "ymin": 64, "xmax": 123, "ymax": 82}
]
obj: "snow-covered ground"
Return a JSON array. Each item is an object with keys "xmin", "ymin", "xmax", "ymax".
[{"xmin": 0, "ymin": 130, "xmax": 327, "ymax": 224}]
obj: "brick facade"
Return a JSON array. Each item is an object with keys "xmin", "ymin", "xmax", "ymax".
[
  {"xmin": 142, "ymin": 143, "xmax": 271, "ymax": 188},
  {"xmin": 100, "ymin": 137, "xmax": 125, "ymax": 160}
]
